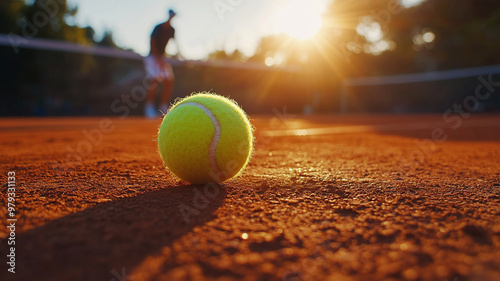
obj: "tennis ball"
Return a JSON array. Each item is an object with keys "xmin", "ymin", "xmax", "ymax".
[{"xmin": 157, "ymin": 92, "xmax": 254, "ymax": 184}]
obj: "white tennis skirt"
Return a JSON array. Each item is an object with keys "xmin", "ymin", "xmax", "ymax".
[{"xmin": 144, "ymin": 55, "xmax": 174, "ymax": 81}]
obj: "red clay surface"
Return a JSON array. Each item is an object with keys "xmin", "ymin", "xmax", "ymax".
[{"xmin": 0, "ymin": 114, "xmax": 499, "ymax": 281}]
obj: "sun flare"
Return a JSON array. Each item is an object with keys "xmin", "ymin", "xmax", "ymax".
[{"xmin": 273, "ymin": 0, "xmax": 324, "ymax": 40}]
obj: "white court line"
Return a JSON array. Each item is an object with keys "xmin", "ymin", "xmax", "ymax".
[{"xmin": 262, "ymin": 118, "xmax": 500, "ymax": 137}]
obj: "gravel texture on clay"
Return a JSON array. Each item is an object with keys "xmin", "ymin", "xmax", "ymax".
[{"xmin": 0, "ymin": 114, "xmax": 499, "ymax": 281}]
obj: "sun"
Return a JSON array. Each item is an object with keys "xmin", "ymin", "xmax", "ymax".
[{"xmin": 273, "ymin": 0, "xmax": 324, "ymax": 40}]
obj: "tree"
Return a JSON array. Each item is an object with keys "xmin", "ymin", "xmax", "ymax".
[
  {"xmin": 0, "ymin": 0, "xmax": 125, "ymax": 116},
  {"xmin": 250, "ymin": 0, "xmax": 500, "ymax": 77}
]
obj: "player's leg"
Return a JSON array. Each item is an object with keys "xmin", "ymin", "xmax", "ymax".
[
  {"xmin": 159, "ymin": 60, "xmax": 175, "ymax": 114},
  {"xmin": 145, "ymin": 79, "xmax": 159, "ymax": 118},
  {"xmin": 144, "ymin": 55, "xmax": 161, "ymax": 118}
]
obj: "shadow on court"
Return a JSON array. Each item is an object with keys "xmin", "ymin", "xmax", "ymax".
[{"xmin": 9, "ymin": 185, "xmax": 226, "ymax": 281}]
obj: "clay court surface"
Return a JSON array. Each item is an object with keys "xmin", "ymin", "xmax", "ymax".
[{"xmin": 1, "ymin": 114, "xmax": 499, "ymax": 281}]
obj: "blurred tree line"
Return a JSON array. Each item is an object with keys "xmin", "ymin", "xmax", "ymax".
[
  {"xmin": 206, "ymin": 0, "xmax": 500, "ymax": 112},
  {"xmin": 0, "ymin": 0, "xmax": 135, "ymax": 115},
  {"xmin": 212, "ymin": 0, "xmax": 500, "ymax": 77},
  {"xmin": 326, "ymin": 0, "xmax": 500, "ymax": 77}
]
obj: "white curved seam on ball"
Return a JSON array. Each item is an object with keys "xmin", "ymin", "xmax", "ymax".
[{"xmin": 178, "ymin": 102, "xmax": 223, "ymax": 179}]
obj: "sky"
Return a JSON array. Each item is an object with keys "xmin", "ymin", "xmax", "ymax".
[{"xmin": 68, "ymin": 0, "xmax": 331, "ymax": 59}]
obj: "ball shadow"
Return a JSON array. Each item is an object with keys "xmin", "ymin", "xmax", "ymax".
[{"xmin": 9, "ymin": 184, "xmax": 226, "ymax": 281}]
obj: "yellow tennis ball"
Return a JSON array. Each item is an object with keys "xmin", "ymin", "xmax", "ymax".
[{"xmin": 157, "ymin": 92, "xmax": 254, "ymax": 184}]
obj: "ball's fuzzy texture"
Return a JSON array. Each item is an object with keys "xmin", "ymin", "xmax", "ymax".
[{"xmin": 157, "ymin": 92, "xmax": 254, "ymax": 184}]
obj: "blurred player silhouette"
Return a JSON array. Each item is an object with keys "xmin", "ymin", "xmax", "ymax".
[{"xmin": 144, "ymin": 9, "xmax": 179, "ymax": 118}]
